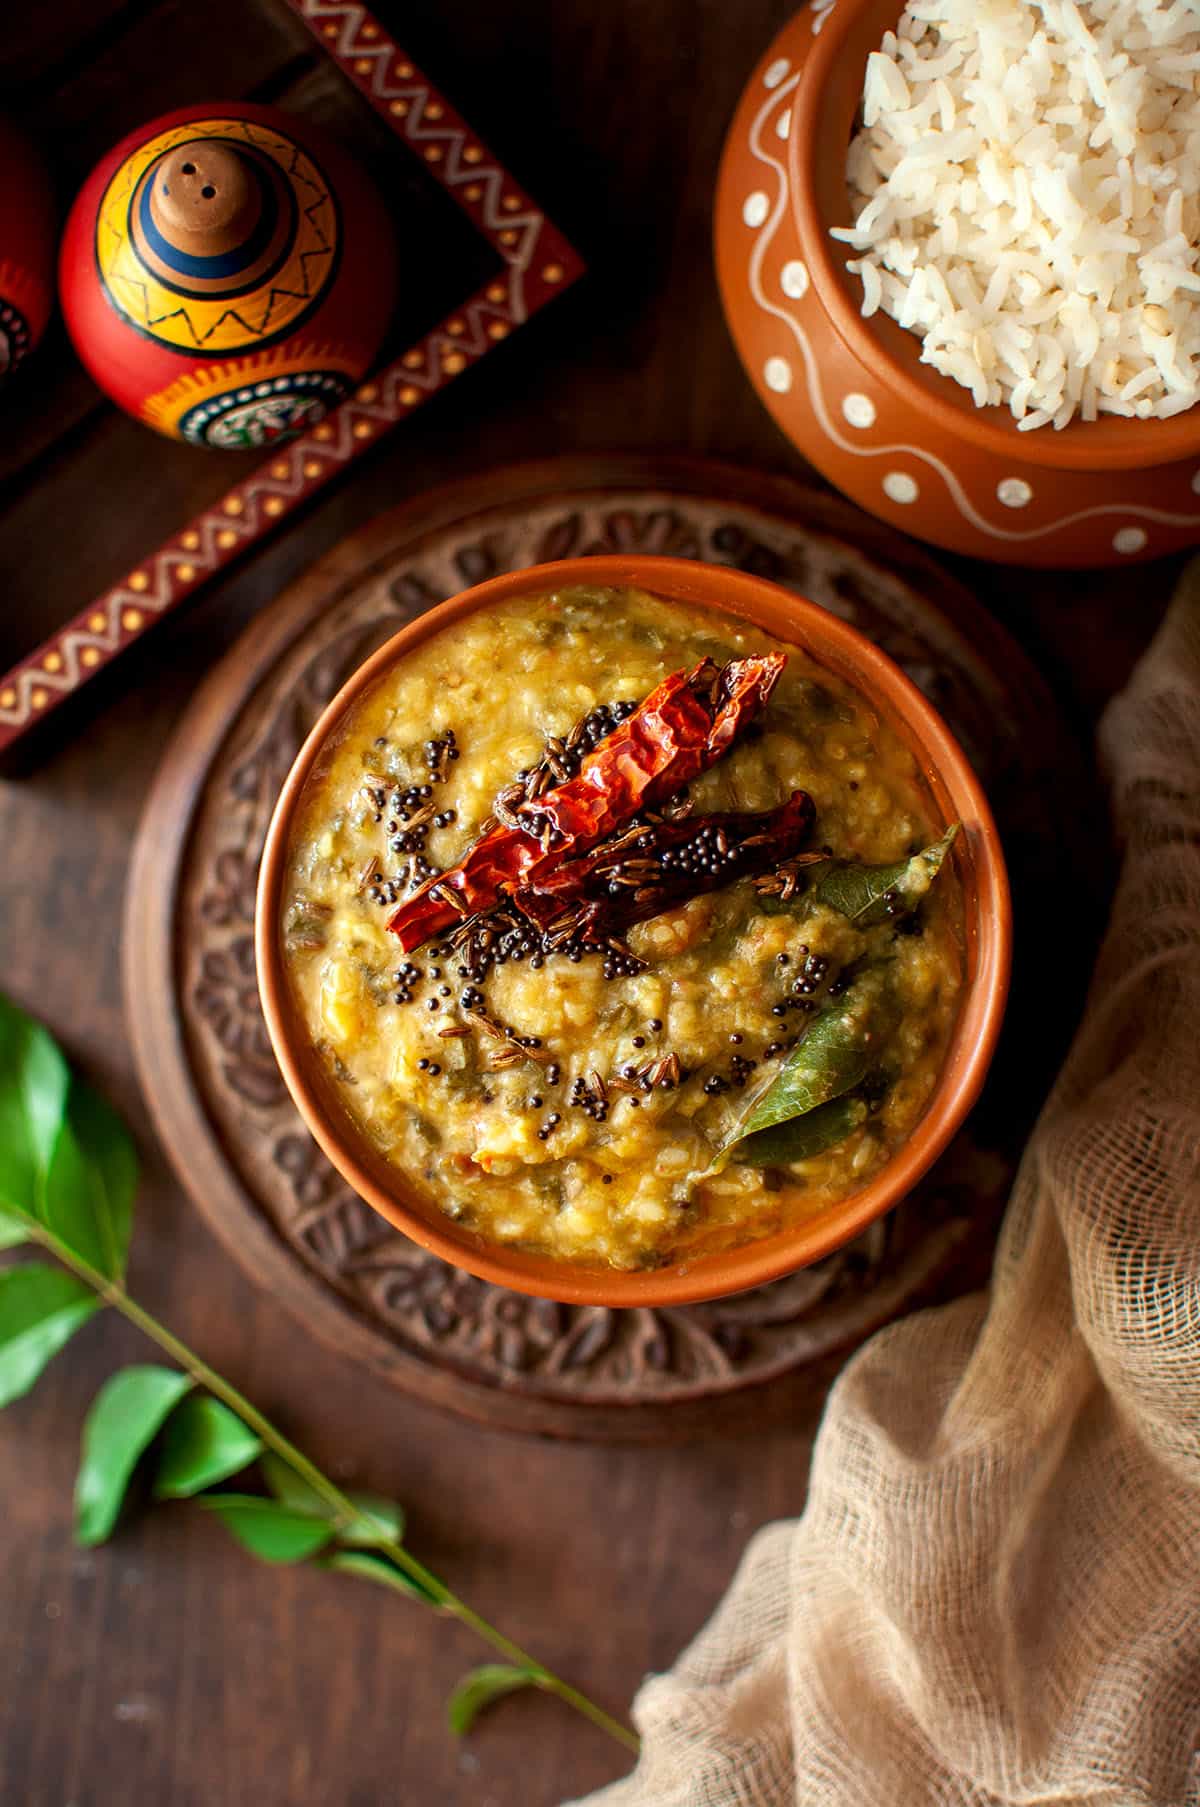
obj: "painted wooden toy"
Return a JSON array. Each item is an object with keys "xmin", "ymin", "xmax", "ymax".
[
  {"xmin": 59, "ymin": 102, "xmax": 398, "ymax": 448},
  {"xmin": 0, "ymin": 116, "xmax": 55, "ymax": 380}
]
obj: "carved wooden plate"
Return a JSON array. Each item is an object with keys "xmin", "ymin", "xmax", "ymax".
[{"xmin": 125, "ymin": 454, "xmax": 1097, "ymax": 1440}]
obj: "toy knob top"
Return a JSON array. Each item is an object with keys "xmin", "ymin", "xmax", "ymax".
[
  {"xmin": 151, "ymin": 142, "xmax": 256, "ymax": 255},
  {"xmin": 125, "ymin": 131, "xmax": 300, "ymax": 304}
]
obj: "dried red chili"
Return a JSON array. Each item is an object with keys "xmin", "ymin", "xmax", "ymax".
[
  {"xmin": 387, "ymin": 653, "xmax": 785, "ymax": 952},
  {"xmin": 514, "ymin": 790, "xmax": 816, "ymax": 939},
  {"xmin": 518, "ymin": 653, "xmax": 785, "ymax": 848}
]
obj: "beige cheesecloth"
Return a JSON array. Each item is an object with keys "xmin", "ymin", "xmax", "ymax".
[{"xmin": 573, "ymin": 568, "xmax": 1200, "ymax": 1807}]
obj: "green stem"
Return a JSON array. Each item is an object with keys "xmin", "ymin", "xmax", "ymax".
[{"xmin": 19, "ymin": 1213, "xmax": 639, "ymax": 1756}]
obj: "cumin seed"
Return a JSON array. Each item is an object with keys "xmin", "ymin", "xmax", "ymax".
[{"xmin": 430, "ymin": 882, "xmax": 469, "ymax": 917}]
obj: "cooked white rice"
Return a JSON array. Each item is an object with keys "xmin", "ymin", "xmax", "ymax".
[{"xmin": 831, "ymin": 0, "xmax": 1200, "ymax": 428}]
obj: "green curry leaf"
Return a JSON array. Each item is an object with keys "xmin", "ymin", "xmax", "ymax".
[
  {"xmin": 75, "ymin": 1365, "xmax": 193, "ymax": 1546},
  {"xmin": 731, "ymin": 1093, "xmax": 870, "ymax": 1167},
  {"xmin": 337, "ymin": 1495, "xmax": 407, "ymax": 1548},
  {"xmin": 198, "ymin": 1495, "xmax": 336, "ymax": 1564},
  {"xmin": 0, "ymin": 1264, "xmax": 102, "ymax": 1407},
  {"xmin": 319, "ymin": 1548, "xmax": 443, "ymax": 1606},
  {"xmin": 259, "ymin": 1450, "xmax": 324, "ymax": 1513},
  {"xmin": 42, "ymin": 1081, "xmax": 138, "ymax": 1281},
  {"xmin": 718, "ymin": 970, "xmax": 895, "ymax": 1162},
  {"xmin": 153, "ymin": 1396, "xmax": 264, "ymax": 1499},
  {"xmin": 0, "ymin": 993, "xmax": 70, "ymax": 1230},
  {"xmin": 447, "ymin": 1664, "xmax": 542, "ymax": 1736},
  {"xmin": 0, "ymin": 994, "xmax": 138, "ymax": 1274},
  {"xmin": 261, "ymin": 1450, "xmax": 405, "ymax": 1546}
]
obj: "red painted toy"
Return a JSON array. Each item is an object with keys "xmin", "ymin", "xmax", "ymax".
[
  {"xmin": 0, "ymin": 116, "xmax": 55, "ymax": 379},
  {"xmin": 59, "ymin": 102, "xmax": 398, "ymax": 448}
]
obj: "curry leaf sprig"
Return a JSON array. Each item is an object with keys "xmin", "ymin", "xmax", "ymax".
[
  {"xmin": 719, "ymin": 825, "xmax": 961, "ymax": 1168},
  {"xmin": 0, "ymin": 995, "xmax": 637, "ymax": 1753}
]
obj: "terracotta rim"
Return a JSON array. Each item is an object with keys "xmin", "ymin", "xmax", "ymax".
[
  {"xmin": 256, "ymin": 555, "xmax": 1012, "ymax": 1307},
  {"xmin": 790, "ymin": 0, "xmax": 1200, "ymax": 474}
]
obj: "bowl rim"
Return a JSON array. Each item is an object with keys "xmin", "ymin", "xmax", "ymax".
[
  {"xmin": 789, "ymin": 0, "xmax": 1200, "ymax": 474},
  {"xmin": 256, "ymin": 554, "xmax": 1012, "ymax": 1308}
]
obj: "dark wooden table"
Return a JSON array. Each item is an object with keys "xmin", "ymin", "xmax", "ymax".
[{"xmin": 0, "ymin": 4, "xmax": 1175, "ymax": 1804}]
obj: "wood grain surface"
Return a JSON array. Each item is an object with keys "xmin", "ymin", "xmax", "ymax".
[{"xmin": 0, "ymin": 3, "xmax": 1176, "ymax": 1804}]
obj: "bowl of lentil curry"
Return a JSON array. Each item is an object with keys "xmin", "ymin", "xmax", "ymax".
[{"xmin": 257, "ymin": 556, "xmax": 1010, "ymax": 1307}]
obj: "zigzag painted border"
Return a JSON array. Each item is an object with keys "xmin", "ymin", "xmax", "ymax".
[{"xmin": 0, "ymin": 0, "xmax": 584, "ymax": 754}]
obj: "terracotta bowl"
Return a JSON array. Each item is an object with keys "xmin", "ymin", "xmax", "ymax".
[
  {"xmin": 256, "ymin": 555, "xmax": 1011, "ymax": 1307},
  {"xmin": 715, "ymin": 0, "xmax": 1200, "ymax": 567}
]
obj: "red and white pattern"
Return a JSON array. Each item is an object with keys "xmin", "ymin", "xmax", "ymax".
[{"xmin": 0, "ymin": 0, "xmax": 584, "ymax": 754}]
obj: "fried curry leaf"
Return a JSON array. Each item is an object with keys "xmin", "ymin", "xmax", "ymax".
[
  {"xmin": 758, "ymin": 824, "xmax": 959, "ymax": 926},
  {"xmin": 731, "ymin": 1093, "xmax": 869, "ymax": 1167},
  {"xmin": 813, "ymin": 823, "xmax": 959, "ymax": 926},
  {"xmin": 718, "ymin": 970, "xmax": 895, "ymax": 1160}
]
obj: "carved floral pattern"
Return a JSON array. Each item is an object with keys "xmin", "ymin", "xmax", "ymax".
[
  {"xmin": 192, "ymin": 935, "xmax": 285, "ymax": 1108},
  {"xmin": 537, "ymin": 507, "xmax": 703, "ymax": 563},
  {"xmin": 199, "ymin": 847, "xmax": 259, "ymax": 927}
]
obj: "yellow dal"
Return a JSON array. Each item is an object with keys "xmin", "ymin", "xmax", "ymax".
[{"xmin": 283, "ymin": 586, "xmax": 963, "ymax": 1270}]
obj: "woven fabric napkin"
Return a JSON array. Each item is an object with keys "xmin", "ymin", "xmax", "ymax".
[{"xmin": 572, "ymin": 566, "xmax": 1200, "ymax": 1807}]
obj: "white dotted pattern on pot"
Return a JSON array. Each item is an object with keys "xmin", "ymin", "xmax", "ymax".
[
  {"xmin": 781, "ymin": 260, "xmax": 808, "ymax": 299},
  {"xmin": 843, "ymin": 393, "xmax": 876, "ymax": 429},
  {"xmin": 725, "ymin": 50, "xmax": 1200, "ymax": 556}
]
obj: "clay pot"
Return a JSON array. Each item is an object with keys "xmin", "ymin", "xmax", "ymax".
[
  {"xmin": 715, "ymin": 0, "xmax": 1200, "ymax": 566},
  {"xmin": 0, "ymin": 117, "xmax": 55, "ymax": 378},
  {"xmin": 256, "ymin": 555, "xmax": 1011, "ymax": 1308},
  {"xmin": 60, "ymin": 102, "xmax": 397, "ymax": 448}
]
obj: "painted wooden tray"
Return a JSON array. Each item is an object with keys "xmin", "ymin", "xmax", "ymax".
[
  {"xmin": 0, "ymin": 0, "xmax": 583, "ymax": 757},
  {"xmin": 123, "ymin": 454, "xmax": 1100, "ymax": 1441}
]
